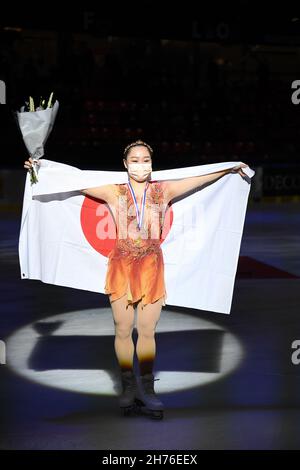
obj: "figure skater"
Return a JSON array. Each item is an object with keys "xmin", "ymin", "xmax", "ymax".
[{"xmin": 24, "ymin": 140, "xmax": 248, "ymax": 419}]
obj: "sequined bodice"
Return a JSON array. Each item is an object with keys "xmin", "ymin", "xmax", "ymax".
[{"xmin": 112, "ymin": 181, "xmax": 167, "ymax": 259}]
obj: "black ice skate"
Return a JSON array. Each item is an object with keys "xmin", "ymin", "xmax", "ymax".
[
  {"xmin": 134, "ymin": 372, "xmax": 164, "ymax": 420},
  {"xmin": 119, "ymin": 370, "xmax": 138, "ymax": 416}
]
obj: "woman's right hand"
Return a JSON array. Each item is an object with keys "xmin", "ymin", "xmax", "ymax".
[{"xmin": 24, "ymin": 157, "xmax": 40, "ymax": 170}]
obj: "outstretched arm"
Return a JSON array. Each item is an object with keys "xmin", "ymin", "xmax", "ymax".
[
  {"xmin": 165, "ymin": 163, "xmax": 248, "ymax": 202},
  {"xmin": 23, "ymin": 157, "xmax": 116, "ymax": 203},
  {"xmin": 80, "ymin": 184, "xmax": 116, "ymax": 204}
]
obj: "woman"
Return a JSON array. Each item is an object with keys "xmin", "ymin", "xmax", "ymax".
[{"xmin": 24, "ymin": 140, "xmax": 248, "ymax": 419}]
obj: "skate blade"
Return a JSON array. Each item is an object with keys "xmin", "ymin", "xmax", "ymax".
[{"xmin": 120, "ymin": 404, "xmax": 136, "ymax": 416}]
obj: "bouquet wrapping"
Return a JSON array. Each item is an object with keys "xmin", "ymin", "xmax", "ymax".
[{"xmin": 16, "ymin": 94, "xmax": 59, "ymax": 183}]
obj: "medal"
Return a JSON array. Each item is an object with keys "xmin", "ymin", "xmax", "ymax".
[{"xmin": 127, "ymin": 180, "xmax": 149, "ymax": 232}]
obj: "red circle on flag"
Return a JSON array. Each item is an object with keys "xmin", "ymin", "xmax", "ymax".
[{"xmin": 80, "ymin": 195, "xmax": 173, "ymax": 257}]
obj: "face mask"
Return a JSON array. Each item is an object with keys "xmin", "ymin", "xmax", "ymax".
[{"xmin": 127, "ymin": 162, "xmax": 152, "ymax": 181}]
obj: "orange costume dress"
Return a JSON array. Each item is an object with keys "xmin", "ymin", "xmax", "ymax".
[{"xmin": 104, "ymin": 180, "xmax": 168, "ymax": 309}]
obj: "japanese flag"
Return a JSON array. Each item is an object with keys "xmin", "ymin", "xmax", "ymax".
[{"xmin": 19, "ymin": 159, "xmax": 255, "ymax": 314}]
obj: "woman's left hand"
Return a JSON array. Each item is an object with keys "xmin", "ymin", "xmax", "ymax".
[{"xmin": 229, "ymin": 163, "xmax": 248, "ymax": 177}]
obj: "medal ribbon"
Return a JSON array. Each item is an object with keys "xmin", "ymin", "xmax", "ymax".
[{"xmin": 127, "ymin": 180, "xmax": 149, "ymax": 230}]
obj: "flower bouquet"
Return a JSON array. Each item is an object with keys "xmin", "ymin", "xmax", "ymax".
[{"xmin": 16, "ymin": 92, "xmax": 59, "ymax": 184}]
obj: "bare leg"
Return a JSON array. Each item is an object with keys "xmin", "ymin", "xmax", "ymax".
[
  {"xmin": 136, "ymin": 297, "xmax": 164, "ymax": 375},
  {"xmin": 109, "ymin": 293, "xmax": 135, "ymax": 372}
]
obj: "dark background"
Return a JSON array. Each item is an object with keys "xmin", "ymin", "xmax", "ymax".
[{"xmin": 1, "ymin": 1, "xmax": 300, "ymax": 174}]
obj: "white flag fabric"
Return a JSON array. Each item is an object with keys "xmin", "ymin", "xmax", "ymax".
[{"xmin": 18, "ymin": 158, "xmax": 255, "ymax": 314}]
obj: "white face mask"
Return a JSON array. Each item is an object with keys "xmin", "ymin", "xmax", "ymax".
[{"xmin": 127, "ymin": 162, "xmax": 152, "ymax": 181}]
